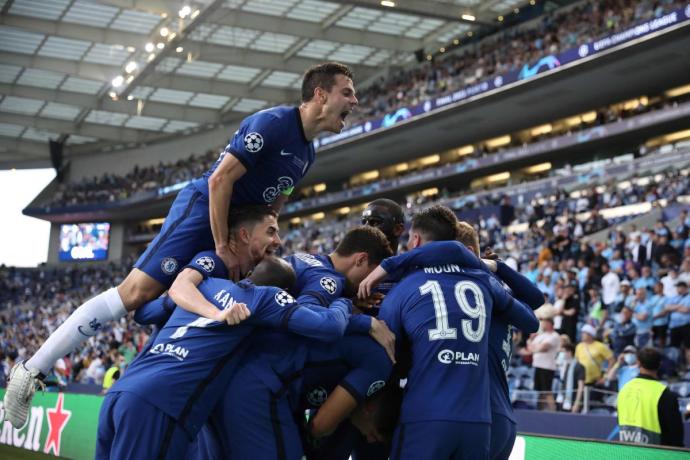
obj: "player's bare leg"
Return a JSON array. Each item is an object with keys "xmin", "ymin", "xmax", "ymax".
[{"xmin": 3, "ymin": 269, "xmax": 164, "ymax": 428}]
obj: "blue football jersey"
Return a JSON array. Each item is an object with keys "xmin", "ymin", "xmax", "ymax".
[
  {"xmin": 284, "ymin": 253, "xmax": 347, "ymax": 306},
  {"xmin": 377, "ymin": 244, "xmax": 540, "ymax": 423},
  {"xmin": 112, "ymin": 277, "xmax": 350, "ymax": 437},
  {"xmin": 301, "ymin": 334, "xmax": 393, "ymax": 410},
  {"xmin": 133, "ymin": 250, "xmax": 228, "ymax": 328},
  {"xmin": 378, "ymin": 266, "xmax": 518, "ymax": 424},
  {"xmin": 193, "ymin": 106, "xmax": 315, "ymax": 204}
]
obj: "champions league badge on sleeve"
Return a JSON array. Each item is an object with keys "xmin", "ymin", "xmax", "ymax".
[
  {"xmin": 275, "ymin": 290, "xmax": 296, "ymax": 307},
  {"xmin": 244, "ymin": 132, "xmax": 264, "ymax": 153},
  {"xmin": 319, "ymin": 277, "xmax": 338, "ymax": 295},
  {"xmin": 195, "ymin": 256, "xmax": 216, "ymax": 273}
]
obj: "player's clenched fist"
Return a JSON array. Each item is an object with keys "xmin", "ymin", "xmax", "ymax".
[{"xmin": 220, "ymin": 302, "xmax": 251, "ymax": 325}]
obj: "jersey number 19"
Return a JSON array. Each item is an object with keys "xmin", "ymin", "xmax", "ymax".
[{"xmin": 420, "ymin": 280, "xmax": 486, "ymax": 342}]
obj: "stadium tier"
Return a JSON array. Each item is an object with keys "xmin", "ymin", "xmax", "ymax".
[{"xmin": 2, "ymin": 0, "xmax": 690, "ymax": 458}]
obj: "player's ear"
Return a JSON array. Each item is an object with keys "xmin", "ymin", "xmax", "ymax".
[
  {"xmin": 238, "ymin": 226, "xmax": 251, "ymax": 244},
  {"xmin": 408, "ymin": 231, "xmax": 422, "ymax": 249},
  {"xmin": 314, "ymin": 86, "xmax": 327, "ymax": 104},
  {"xmin": 355, "ymin": 252, "xmax": 368, "ymax": 267}
]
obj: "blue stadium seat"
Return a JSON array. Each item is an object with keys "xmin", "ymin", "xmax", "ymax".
[{"xmin": 512, "ymin": 390, "xmax": 539, "ymax": 410}]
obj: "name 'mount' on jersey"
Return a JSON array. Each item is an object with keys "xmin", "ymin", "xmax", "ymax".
[{"xmin": 193, "ymin": 106, "xmax": 315, "ymax": 205}]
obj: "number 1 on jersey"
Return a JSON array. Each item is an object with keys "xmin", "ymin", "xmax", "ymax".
[{"xmin": 420, "ymin": 280, "xmax": 486, "ymax": 342}]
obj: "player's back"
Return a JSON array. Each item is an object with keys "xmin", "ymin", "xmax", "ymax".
[
  {"xmin": 112, "ymin": 278, "xmax": 280, "ymax": 435},
  {"xmin": 381, "ymin": 266, "xmax": 506, "ymax": 425}
]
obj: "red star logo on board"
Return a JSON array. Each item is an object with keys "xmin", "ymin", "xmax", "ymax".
[{"xmin": 43, "ymin": 393, "xmax": 72, "ymax": 456}]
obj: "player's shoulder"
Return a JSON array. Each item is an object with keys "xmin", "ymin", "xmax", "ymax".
[
  {"xmin": 254, "ymin": 284, "xmax": 298, "ymax": 308},
  {"xmin": 245, "ymin": 105, "xmax": 294, "ymax": 125},
  {"xmin": 286, "ymin": 252, "xmax": 328, "ymax": 269},
  {"xmin": 187, "ymin": 250, "xmax": 226, "ymax": 277}
]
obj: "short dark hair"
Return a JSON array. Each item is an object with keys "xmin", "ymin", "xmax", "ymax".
[
  {"xmin": 335, "ymin": 226, "xmax": 393, "ymax": 266},
  {"xmin": 248, "ymin": 256, "xmax": 296, "ymax": 292},
  {"xmin": 301, "ymin": 62, "xmax": 354, "ymax": 102},
  {"xmin": 411, "ymin": 205, "xmax": 458, "ymax": 242},
  {"xmin": 228, "ymin": 205, "xmax": 278, "ymax": 236},
  {"xmin": 637, "ymin": 348, "xmax": 661, "ymax": 372},
  {"xmin": 562, "ymin": 343, "xmax": 575, "ymax": 354},
  {"xmin": 367, "ymin": 198, "xmax": 405, "ymax": 224}
]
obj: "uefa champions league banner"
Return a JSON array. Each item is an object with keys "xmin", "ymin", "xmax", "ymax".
[
  {"xmin": 0, "ymin": 390, "xmax": 100, "ymax": 459},
  {"xmin": 315, "ymin": 5, "xmax": 690, "ymax": 149},
  {"xmin": 0, "ymin": 389, "xmax": 688, "ymax": 459}
]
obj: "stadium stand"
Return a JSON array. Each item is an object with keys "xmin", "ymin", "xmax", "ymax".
[
  {"xmin": 29, "ymin": 88, "xmax": 690, "ymax": 210},
  {"xmin": 349, "ymin": 0, "xmax": 687, "ymax": 124}
]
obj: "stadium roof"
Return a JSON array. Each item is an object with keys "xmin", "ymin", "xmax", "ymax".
[{"xmin": 0, "ymin": 0, "xmax": 531, "ymax": 165}]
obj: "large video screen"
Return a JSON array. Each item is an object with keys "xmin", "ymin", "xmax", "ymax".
[{"xmin": 58, "ymin": 223, "xmax": 110, "ymax": 262}]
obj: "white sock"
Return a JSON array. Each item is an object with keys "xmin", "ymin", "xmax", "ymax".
[{"xmin": 26, "ymin": 287, "xmax": 127, "ymax": 375}]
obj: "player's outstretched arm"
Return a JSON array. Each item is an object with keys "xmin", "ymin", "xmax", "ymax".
[
  {"xmin": 209, "ymin": 153, "xmax": 247, "ymax": 278},
  {"xmin": 380, "ymin": 240, "xmax": 483, "ymax": 275},
  {"xmin": 284, "ymin": 298, "xmax": 352, "ymax": 342},
  {"xmin": 359, "ymin": 241, "xmax": 486, "ymax": 299},
  {"xmin": 169, "ymin": 268, "xmax": 226, "ymax": 322},
  {"xmin": 133, "ymin": 296, "xmax": 176, "ymax": 328},
  {"xmin": 495, "ymin": 261, "xmax": 545, "ymax": 310},
  {"xmin": 492, "ymin": 280, "xmax": 539, "ymax": 333}
]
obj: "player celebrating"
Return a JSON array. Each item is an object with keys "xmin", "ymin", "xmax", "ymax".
[
  {"xmin": 4, "ymin": 62, "xmax": 358, "ymax": 428},
  {"xmin": 359, "ymin": 221, "xmax": 542, "ymax": 460},
  {"xmin": 374, "ymin": 206, "xmax": 534, "ymax": 460}
]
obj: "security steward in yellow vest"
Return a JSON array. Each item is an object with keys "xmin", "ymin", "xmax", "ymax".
[{"xmin": 617, "ymin": 348, "xmax": 684, "ymax": 447}]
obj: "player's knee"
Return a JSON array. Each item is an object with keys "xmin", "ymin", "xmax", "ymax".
[{"xmin": 117, "ymin": 273, "xmax": 164, "ymax": 310}]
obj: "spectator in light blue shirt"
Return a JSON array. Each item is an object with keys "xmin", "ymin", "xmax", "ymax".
[
  {"xmin": 664, "ymin": 281, "xmax": 690, "ymax": 367},
  {"xmin": 666, "ymin": 282, "xmax": 690, "ymax": 330},
  {"xmin": 631, "ymin": 287, "xmax": 654, "ymax": 348},
  {"xmin": 637, "ymin": 266, "xmax": 656, "ymax": 292},
  {"xmin": 650, "ymin": 282, "xmax": 669, "ymax": 348},
  {"xmin": 605, "ymin": 345, "xmax": 639, "ymax": 392},
  {"xmin": 609, "ymin": 249, "xmax": 625, "ymax": 273}
]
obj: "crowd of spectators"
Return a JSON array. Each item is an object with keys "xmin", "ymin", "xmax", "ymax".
[
  {"xmin": 351, "ymin": 0, "xmax": 684, "ymax": 124},
  {"xmin": 47, "ymin": 149, "xmax": 220, "ymax": 208},
  {"xmin": 37, "ymin": 0, "xmax": 686, "ymax": 210},
  {"xmin": 0, "ymin": 258, "xmax": 150, "ymax": 390},
  {"xmin": 503, "ymin": 205, "xmax": 690, "ymax": 413}
]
